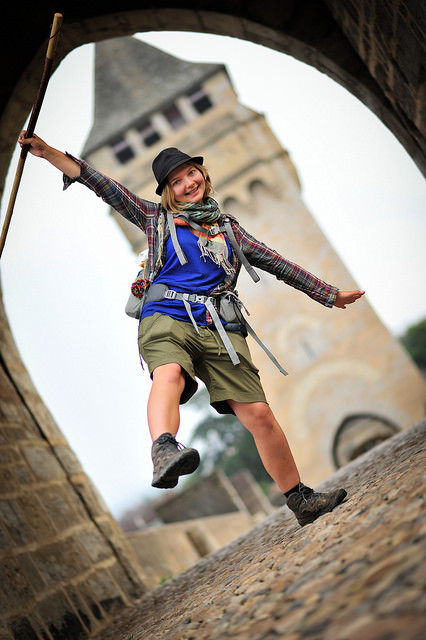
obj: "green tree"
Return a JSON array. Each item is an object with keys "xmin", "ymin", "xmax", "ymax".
[{"xmin": 400, "ymin": 318, "xmax": 426, "ymax": 370}]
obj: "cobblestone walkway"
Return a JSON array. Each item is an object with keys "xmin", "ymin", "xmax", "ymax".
[{"xmin": 91, "ymin": 421, "xmax": 425, "ymax": 640}]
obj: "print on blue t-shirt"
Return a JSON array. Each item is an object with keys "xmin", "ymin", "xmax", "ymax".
[{"xmin": 141, "ymin": 226, "xmax": 231, "ymax": 325}]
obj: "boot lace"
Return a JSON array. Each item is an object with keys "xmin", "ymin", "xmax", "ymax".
[
  {"xmin": 156, "ymin": 433, "xmax": 186, "ymax": 450},
  {"xmin": 298, "ymin": 483, "xmax": 314, "ymax": 503}
]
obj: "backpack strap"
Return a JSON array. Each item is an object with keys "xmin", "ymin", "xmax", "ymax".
[
  {"xmin": 166, "ymin": 212, "xmax": 221, "ymax": 264},
  {"xmin": 220, "ymin": 218, "xmax": 260, "ymax": 283},
  {"xmin": 150, "ymin": 216, "xmax": 287, "ymax": 374},
  {"xmin": 243, "ymin": 319, "xmax": 288, "ymax": 375},
  {"xmin": 167, "ymin": 212, "xmax": 188, "ymax": 265},
  {"xmin": 225, "ymin": 290, "xmax": 288, "ymax": 375},
  {"xmin": 166, "ymin": 213, "xmax": 260, "ymax": 282}
]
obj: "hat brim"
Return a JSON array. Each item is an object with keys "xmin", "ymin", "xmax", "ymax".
[{"xmin": 155, "ymin": 155, "xmax": 204, "ymax": 195}]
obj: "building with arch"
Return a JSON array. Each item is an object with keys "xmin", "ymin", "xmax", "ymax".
[{"xmin": 83, "ymin": 35, "xmax": 425, "ymax": 485}]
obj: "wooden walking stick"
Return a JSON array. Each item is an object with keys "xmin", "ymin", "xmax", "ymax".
[{"xmin": 0, "ymin": 12, "xmax": 63, "ymax": 258}]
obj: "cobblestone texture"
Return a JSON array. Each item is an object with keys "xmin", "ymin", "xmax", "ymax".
[{"xmin": 90, "ymin": 420, "xmax": 425, "ymax": 640}]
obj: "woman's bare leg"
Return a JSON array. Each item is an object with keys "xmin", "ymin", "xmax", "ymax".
[
  {"xmin": 147, "ymin": 363, "xmax": 186, "ymax": 441},
  {"xmin": 148, "ymin": 363, "xmax": 199, "ymax": 489},
  {"xmin": 228, "ymin": 400, "xmax": 300, "ymax": 494}
]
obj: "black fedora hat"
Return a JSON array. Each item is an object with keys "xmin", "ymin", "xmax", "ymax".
[{"xmin": 152, "ymin": 147, "xmax": 203, "ymax": 195}]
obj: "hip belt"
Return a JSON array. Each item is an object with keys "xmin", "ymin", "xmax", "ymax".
[
  {"xmin": 144, "ymin": 284, "xmax": 288, "ymax": 375},
  {"xmin": 145, "ymin": 283, "xmax": 241, "ymax": 366}
]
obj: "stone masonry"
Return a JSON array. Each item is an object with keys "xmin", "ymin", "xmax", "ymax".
[
  {"xmin": 0, "ymin": 296, "xmax": 147, "ymax": 639},
  {"xmin": 0, "ymin": 1, "xmax": 424, "ymax": 181},
  {"xmin": 90, "ymin": 420, "xmax": 425, "ymax": 640}
]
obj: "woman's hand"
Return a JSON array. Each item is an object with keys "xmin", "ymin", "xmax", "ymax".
[
  {"xmin": 18, "ymin": 130, "xmax": 81, "ymax": 179},
  {"xmin": 18, "ymin": 131, "xmax": 49, "ymax": 158},
  {"xmin": 334, "ymin": 290, "xmax": 365, "ymax": 309}
]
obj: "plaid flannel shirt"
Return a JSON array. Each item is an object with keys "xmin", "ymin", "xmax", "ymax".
[{"xmin": 63, "ymin": 157, "xmax": 338, "ymax": 316}]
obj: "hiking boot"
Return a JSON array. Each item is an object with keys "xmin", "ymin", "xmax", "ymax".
[
  {"xmin": 151, "ymin": 432, "xmax": 200, "ymax": 489},
  {"xmin": 286, "ymin": 483, "xmax": 347, "ymax": 526}
]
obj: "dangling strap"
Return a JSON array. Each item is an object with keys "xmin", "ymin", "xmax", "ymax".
[
  {"xmin": 204, "ymin": 298, "xmax": 240, "ymax": 366},
  {"xmin": 221, "ymin": 218, "xmax": 260, "ymax": 283},
  {"xmin": 181, "ymin": 298, "xmax": 200, "ymax": 335},
  {"xmin": 243, "ymin": 320, "xmax": 288, "ymax": 375},
  {"xmin": 227, "ymin": 291, "xmax": 288, "ymax": 376},
  {"xmin": 167, "ymin": 212, "xmax": 188, "ymax": 265}
]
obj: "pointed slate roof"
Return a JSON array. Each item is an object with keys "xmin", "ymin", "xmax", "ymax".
[{"xmin": 82, "ymin": 36, "xmax": 225, "ymax": 157}]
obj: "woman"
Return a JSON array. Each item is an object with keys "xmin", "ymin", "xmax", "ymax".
[{"xmin": 18, "ymin": 133, "xmax": 365, "ymax": 526}]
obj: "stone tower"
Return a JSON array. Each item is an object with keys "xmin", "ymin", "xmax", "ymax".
[{"xmin": 82, "ymin": 36, "xmax": 425, "ymax": 485}]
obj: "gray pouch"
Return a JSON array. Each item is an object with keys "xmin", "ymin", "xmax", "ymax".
[
  {"xmin": 219, "ymin": 291, "xmax": 241, "ymax": 323},
  {"xmin": 125, "ymin": 263, "xmax": 148, "ymax": 319},
  {"xmin": 125, "ymin": 294, "xmax": 144, "ymax": 319}
]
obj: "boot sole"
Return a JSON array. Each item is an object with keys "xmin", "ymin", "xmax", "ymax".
[
  {"xmin": 298, "ymin": 489, "xmax": 347, "ymax": 526},
  {"xmin": 152, "ymin": 449, "xmax": 200, "ymax": 489}
]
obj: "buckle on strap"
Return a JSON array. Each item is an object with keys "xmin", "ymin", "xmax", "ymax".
[
  {"xmin": 207, "ymin": 225, "xmax": 221, "ymax": 237},
  {"xmin": 164, "ymin": 289, "xmax": 177, "ymax": 300},
  {"xmin": 181, "ymin": 293, "xmax": 206, "ymax": 304}
]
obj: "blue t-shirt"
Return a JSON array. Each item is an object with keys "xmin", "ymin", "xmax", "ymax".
[{"xmin": 141, "ymin": 226, "xmax": 231, "ymax": 325}]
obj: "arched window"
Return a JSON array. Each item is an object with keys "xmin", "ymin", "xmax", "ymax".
[
  {"xmin": 248, "ymin": 179, "xmax": 267, "ymax": 195},
  {"xmin": 332, "ymin": 414, "xmax": 400, "ymax": 468},
  {"xmin": 222, "ymin": 197, "xmax": 240, "ymax": 212}
]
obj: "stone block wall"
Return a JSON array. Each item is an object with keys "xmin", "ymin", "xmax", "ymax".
[
  {"xmin": 154, "ymin": 470, "xmax": 250, "ymax": 524},
  {"xmin": 127, "ymin": 512, "xmax": 256, "ymax": 589},
  {"xmin": 324, "ymin": 0, "xmax": 425, "ymax": 168},
  {"xmin": 230, "ymin": 470, "xmax": 275, "ymax": 517},
  {"xmin": 123, "ymin": 470, "xmax": 274, "ymax": 589},
  {"xmin": 0, "ymin": 296, "xmax": 146, "ymax": 640}
]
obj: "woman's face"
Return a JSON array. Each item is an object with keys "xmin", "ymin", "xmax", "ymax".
[{"xmin": 168, "ymin": 163, "xmax": 205, "ymax": 204}]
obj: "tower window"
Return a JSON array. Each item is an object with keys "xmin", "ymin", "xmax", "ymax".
[
  {"xmin": 163, "ymin": 104, "xmax": 186, "ymax": 130},
  {"xmin": 188, "ymin": 86, "xmax": 212, "ymax": 114},
  {"xmin": 111, "ymin": 137, "xmax": 134, "ymax": 164},
  {"xmin": 139, "ymin": 120, "xmax": 161, "ymax": 147}
]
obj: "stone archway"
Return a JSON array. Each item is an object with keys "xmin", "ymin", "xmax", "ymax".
[
  {"xmin": 332, "ymin": 413, "xmax": 400, "ymax": 468},
  {"xmin": 0, "ymin": 3, "xmax": 424, "ymax": 638},
  {"xmin": 0, "ymin": 1, "xmax": 424, "ymax": 191}
]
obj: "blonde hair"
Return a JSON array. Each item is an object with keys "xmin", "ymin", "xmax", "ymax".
[{"xmin": 160, "ymin": 162, "xmax": 214, "ymax": 213}]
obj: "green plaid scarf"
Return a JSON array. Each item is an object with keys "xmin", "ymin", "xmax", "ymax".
[{"xmin": 172, "ymin": 198, "xmax": 235, "ymax": 275}]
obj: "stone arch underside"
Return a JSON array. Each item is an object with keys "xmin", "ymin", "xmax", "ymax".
[
  {"xmin": 0, "ymin": 3, "xmax": 424, "ymax": 637},
  {"xmin": 0, "ymin": 0, "xmax": 424, "ymax": 195}
]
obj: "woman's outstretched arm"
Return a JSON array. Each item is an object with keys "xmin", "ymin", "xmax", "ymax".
[{"xmin": 18, "ymin": 131, "xmax": 81, "ymax": 179}]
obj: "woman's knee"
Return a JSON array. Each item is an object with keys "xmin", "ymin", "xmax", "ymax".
[
  {"xmin": 253, "ymin": 403, "xmax": 276, "ymax": 431},
  {"xmin": 152, "ymin": 363, "xmax": 185, "ymax": 388},
  {"xmin": 233, "ymin": 401, "xmax": 276, "ymax": 434}
]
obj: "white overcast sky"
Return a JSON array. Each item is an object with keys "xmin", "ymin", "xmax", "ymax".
[{"xmin": 1, "ymin": 32, "xmax": 425, "ymax": 518}]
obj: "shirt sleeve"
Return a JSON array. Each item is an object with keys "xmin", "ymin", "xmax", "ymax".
[
  {"xmin": 231, "ymin": 219, "xmax": 339, "ymax": 308},
  {"xmin": 62, "ymin": 154, "xmax": 159, "ymax": 233}
]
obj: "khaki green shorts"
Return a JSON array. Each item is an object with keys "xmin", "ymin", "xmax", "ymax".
[{"xmin": 138, "ymin": 313, "xmax": 267, "ymax": 414}]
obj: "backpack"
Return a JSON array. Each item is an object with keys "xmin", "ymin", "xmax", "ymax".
[{"xmin": 125, "ymin": 214, "xmax": 287, "ymax": 374}]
